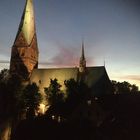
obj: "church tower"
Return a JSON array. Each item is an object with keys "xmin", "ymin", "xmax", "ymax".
[
  {"xmin": 79, "ymin": 41, "xmax": 86, "ymax": 73},
  {"xmin": 10, "ymin": 0, "xmax": 39, "ymax": 80}
]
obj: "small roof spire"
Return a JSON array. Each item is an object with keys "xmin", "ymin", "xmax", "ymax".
[
  {"xmin": 81, "ymin": 39, "xmax": 85, "ymax": 60},
  {"xmin": 79, "ymin": 40, "xmax": 86, "ymax": 73}
]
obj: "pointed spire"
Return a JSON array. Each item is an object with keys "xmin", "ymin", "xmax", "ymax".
[
  {"xmin": 79, "ymin": 40, "xmax": 86, "ymax": 73},
  {"xmin": 10, "ymin": 0, "xmax": 38, "ymax": 80},
  {"xmin": 81, "ymin": 40, "xmax": 85, "ymax": 60},
  {"xmin": 14, "ymin": 0, "xmax": 36, "ymax": 46}
]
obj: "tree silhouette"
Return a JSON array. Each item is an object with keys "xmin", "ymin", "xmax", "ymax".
[
  {"xmin": 22, "ymin": 82, "xmax": 42, "ymax": 119},
  {"xmin": 63, "ymin": 79, "xmax": 90, "ymax": 116},
  {"xmin": 0, "ymin": 70, "xmax": 25, "ymax": 140},
  {"xmin": 44, "ymin": 78, "xmax": 64, "ymax": 106},
  {"xmin": 65, "ymin": 79, "xmax": 89, "ymax": 102},
  {"xmin": 112, "ymin": 80, "xmax": 140, "ymax": 94},
  {"xmin": 0, "ymin": 69, "xmax": 24, "ymax": 119},
  {"xmin": 44, "ymin": 79, "xmax": 65, "ymax": 119},
  {"xmin": 0, "ymin": 69, "xmax": 9, "ymax": 81}
]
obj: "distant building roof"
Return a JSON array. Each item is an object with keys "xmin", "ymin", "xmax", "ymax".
[{"xmin": 84, "ymin": 66, "xmax": 107, "ymax": 87}]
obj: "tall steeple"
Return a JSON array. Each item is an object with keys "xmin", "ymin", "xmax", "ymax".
[
  {"xmin": 10, "ymin": 0, "xmax": 39, "ymax": 80},
  {"xmin": 79, "ymin": 41, "xmax": 86, "ymax": 73}
]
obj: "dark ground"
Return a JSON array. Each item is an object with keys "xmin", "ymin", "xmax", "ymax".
[{"xmin": 11, "ymin": 94, "xmax": 140, "ymax": 140}]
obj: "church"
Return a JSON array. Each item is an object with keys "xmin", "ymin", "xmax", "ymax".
[{"xmin": 10, "ymin": 0, "xmax": 112, "ymax": 97}]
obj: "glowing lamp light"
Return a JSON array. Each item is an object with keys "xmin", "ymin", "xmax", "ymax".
[
  {"xmin": 39, "ymin": 103, "xmax": 45, "ymax": 114},
  {"xmin": 52, "ymin": 115, "xmax": 55, "ymax": 120}
]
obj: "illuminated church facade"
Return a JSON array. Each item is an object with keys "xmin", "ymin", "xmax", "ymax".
[{"xmin": 10, "ymin": 0, "xmax": 112, "ymax": 98}]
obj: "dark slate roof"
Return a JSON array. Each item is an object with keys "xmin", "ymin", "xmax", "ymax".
[
  {"xmin": 84, "ymin": 67, "xmax": 112, "ymax": 95},
  {"xmin": 85, "ymin": 66, "xmax": 108, "ymax": 87}
]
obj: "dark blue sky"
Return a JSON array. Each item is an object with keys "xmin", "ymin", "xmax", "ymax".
[{"xmin": 0, "ymin": 0, "xmax": 140, "ymax": 87}]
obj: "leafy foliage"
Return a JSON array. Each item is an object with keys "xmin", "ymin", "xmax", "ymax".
[
  {"xmin": 0, "ymin": 69, "xmax": 9, "ymax": 81},
  {"xmin": 0, "ymin": 69, "xmax": 42, "ymax": 119},
  {"xmin": 112, "ymin": 80, "xmax": 140, "ymax": 94},
  {"xmin": 22, "ymin": 83, "xmax": 42, "ymax": 118},
  {"xmin": 65, "ymin": 79, "xmax": 90, "ymax": 103},
  {"xmin": 0, "ymin": 70, "xmax": 23, "ymax": 119},
  {"xmin": 44, "ymin": 79, "xmax": 65, "ymax": 118},
  {"xmin": 44, "ymin": 78, "xmax": 89, "ymax": 108},
  {"xmin": 44, "ymin": 78, "xmax": 64, "ymax": 106}
]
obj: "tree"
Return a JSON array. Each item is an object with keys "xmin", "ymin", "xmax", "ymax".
[
  {"xmin": 44, "ymin": 78, "xmax": 90, "ymax": 120},
  {"xmin": 112, "ymin": 80, "xmax": 140, "ymax": 94},
  {"xmin": 64, "ymin": 79, "xmax": 90, "ymax": 105},
  {"xmin": 44, "ymin": 79, "xmax": 65, "ymax": 119},
  {"xmin": 0, "ymin": 70, "xmax": 23, "ymax": 119},
  {"xmin": 63, "ymin": 79, "xmax": 90, "ymax": 117},
  {"xmin": 0, "ymin": 70, "xmax": 24, "ymax": 140},
  {"xmin": 131, "ymin": 84, "xmax": 139, "ymax": 94},
  {"xmin": 0, "ymin": 69, "xmax": 9, "ymax": 119},
  {"xmin": 0, "ymin": 69, "xmax": 42, "ymax": 119},
  {"xmin": 64, "ymin": 79, "xmax": 79, "ymax": 100},
  {"xmin": 22, "ymin": 83, "xmax": 42, "ymax": 118},
  {"xmin": 0, "ymin": 70, "xmax": 42, "ymax": 140},
  {"xmin": 44, "ymin": 78, "xmax": 64, "ymax": 106},
  {"xmin": 0, "ymin": 69, "xmax": 9, "ymax": 81}
]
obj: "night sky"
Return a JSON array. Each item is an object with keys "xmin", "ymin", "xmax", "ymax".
[{"xmin": 0, "ymin": 0, "xmax": 140, "ymax": 87}]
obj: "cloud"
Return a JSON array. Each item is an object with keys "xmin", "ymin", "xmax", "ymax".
[
  {"xmin": 115, "ymin": 74, "xmax": 140, "ymax": 82},
  {"xmin": 0, "ymin": 60, "xmax": 9, "ymax": 64},
  {"xmin": 0, "ymin": 60, "xmax": 9, "ymax": 71},
  {"xmin": 49, "ymin": 46, "xmax": 79, "ymax": 67},
  {"xmin": 0, "ymin": 44, "xmax": 11, "ymax": 64},
  {"xmin": 0, "ymin": 41, "xmax": 93, "ymax": 69},
  {"xmin": 42, "ymin": 44, "xmax": 93, "ymax": 68}
]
